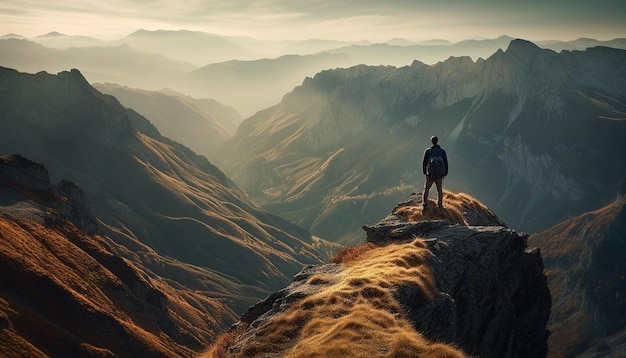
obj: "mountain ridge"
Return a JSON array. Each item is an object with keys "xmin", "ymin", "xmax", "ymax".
[
  {"xmin": 220, "ymin": 39, "xmax": 626, "ymax": 244},
  {"xmin": 93, "ymin": 83, "xmax": 242, "ymax": 162},
  {"xmin": 0, "ymin": 66, "xmax": 331, "ymax": 310}
]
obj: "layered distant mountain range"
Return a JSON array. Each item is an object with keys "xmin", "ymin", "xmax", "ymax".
[{"xmin": 2, "ymin": 30, "xmax": 625, "ymax": 116}]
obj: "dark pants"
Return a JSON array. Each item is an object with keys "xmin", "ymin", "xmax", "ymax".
[{"xmin": 423, "ymin": 175, "xmax": 443, "ymax": 207}]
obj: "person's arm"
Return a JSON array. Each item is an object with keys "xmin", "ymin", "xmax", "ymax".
[
  {"xmin": 443, "ymin": 150, "xmax": 449, "ymax": 176},
  {"xmin": 422, "ymin": 149, "xmax": 429, "ymax": 175}
]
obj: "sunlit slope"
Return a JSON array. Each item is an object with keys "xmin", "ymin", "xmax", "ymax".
[
  {"xmin": 529, "ymin": 195, "xmax": 626, "ymax": 357},
  {"xmin": 220, "ymin": 40, "xmax": 626, "ymax": 243},
  {"xmin": 0, "ymin": 67, "xmax": 329, "ymax": 300},
  {"xmin": 0, "ymin": 163, "xmax": 235, "ymax": 357},
  {"xmin": 209, "ymin": 239, "xmax": 467, "ymax": 358}
]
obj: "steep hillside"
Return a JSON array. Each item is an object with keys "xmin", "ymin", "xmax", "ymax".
[
  {"xmin": 0, "ymin": 67, "xmax": 332, "ymax": 307},
  {"xmin": 529, "ymin": 195, "xmax": 626, "ymax": 357},
  {"xmin": 93, "ymin": 83, "xmax": 242, "ymax": 162},
  {"xmin": 220, "ymin": 39, "xmax": 626, "ymax": 243},
  {"xmin": 0, "ymin": 154, "xmax": 236, "ymax": 357},
  {"xmin": 208, "ymin": 192, "xmax": 550, "ymax": 358}
]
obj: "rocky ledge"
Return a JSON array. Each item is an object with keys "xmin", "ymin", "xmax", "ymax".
[
  {"xmin": 0, "ymin": 154, "xmax": 100, "ymax": 234},
  {"xmin": 220, "ymin": 192, "xmax": 551, "ymax": 358}
]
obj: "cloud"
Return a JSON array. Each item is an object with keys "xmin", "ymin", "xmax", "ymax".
[{"xmin": 0, "ymin": 0, "xmax": 624, "ymax": 41}]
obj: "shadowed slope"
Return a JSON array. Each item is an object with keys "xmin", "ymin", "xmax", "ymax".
[{"xmin": 529, "ymin": 195, "xmax": 626, "ymax": 357}]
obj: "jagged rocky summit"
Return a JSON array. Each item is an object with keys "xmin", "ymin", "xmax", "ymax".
[{"xmin": 221, "ymin": 192, "xmax": 551, "ymax": 358}]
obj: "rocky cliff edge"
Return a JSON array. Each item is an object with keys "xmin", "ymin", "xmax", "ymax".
[{"xmin": 210, "ymin": 191, "xmax": 551, "ymax": 358}]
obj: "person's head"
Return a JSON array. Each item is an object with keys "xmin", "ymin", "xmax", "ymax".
[{"xmin": 430, "ymin": 136, "xmax": 438, "ymax": 145}]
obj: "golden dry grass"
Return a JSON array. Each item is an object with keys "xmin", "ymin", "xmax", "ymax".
[
  {"xmin": 206, "ymin": 323, "xmax": 250, "ymax": 358},
  {"xmin": 0, "ymin": 213, "xmax": 230, "ymax": 357},
  {"xmin": 210, "ymin": 239, "xmax": 467, "ymax": 358},
  {"xmin": 329, "ymin": 242, "xmax": 378, "ymax": 265},
  {"xmin": 393, "ymin": 191, "xmax": 489, "ymax": 226}
]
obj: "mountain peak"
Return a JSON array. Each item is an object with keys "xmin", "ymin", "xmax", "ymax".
[
  {"xmin": 58, "ymin": 68, "xmax": 90, "ymax": 84},
  {"xmin": 38, "ymin": 31, "xmax": 65, "ymax": 38},
  {"xmin": 505, "ymin": 38, "xmax": 541, "ymax": 53},
  {"xmin": 502, "ymin": 39, "xmax": 551, "ymax": 63}
]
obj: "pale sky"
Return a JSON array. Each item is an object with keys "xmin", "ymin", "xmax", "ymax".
[{"xmin": 1, "ymin": 0, "xmax": 625, "ymax": 42}]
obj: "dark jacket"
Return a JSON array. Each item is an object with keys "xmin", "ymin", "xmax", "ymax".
[{"xmin": 422, "ymin": 144, "xmax": 448, "ymax": 177}]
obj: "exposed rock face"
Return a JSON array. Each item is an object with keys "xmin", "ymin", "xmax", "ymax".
[
  {"xmin": 224, "ymin": 193, "xmax": 551, "ymax": 358},
  {"xmin": 0, "ymin": 154, "xmax": 100, "ymax": 234},
  {"xmin": 367, "ymin": 216, "xmax": 550, "ymax": 357}
]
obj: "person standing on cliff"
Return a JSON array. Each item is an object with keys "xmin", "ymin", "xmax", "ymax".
[{"xmin": 422, "ymin": 135, "xmax": 448, "ymax": 209}]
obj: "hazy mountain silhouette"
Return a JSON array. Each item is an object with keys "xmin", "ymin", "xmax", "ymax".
[
  {"xmin": 0, "ymin": 67, "xmax": 333, "ymax": 303},
  {"xmin": 33, "ymin": 31, "xmax": 108, "ymax": 48},
  {"xmin": 325, "ymin": 35, "xmax": 517, "ymax": 66},
  {"xmin": 536, "ymin": 37, "xmax": 626, "ymax": 53},
  {"xmin": 22, "ymin": 29, "xmax": 626, "ymax": 66},
  {"xmin": 93, "ymin": 83, "xmax": 242, "ymax": 162},
  {"xmin": 0, "ymin": 154, "xmax": 238, "ymax": 357},
  {"xmin": 529, "ymin": 195, "xmax": 626, "ymax": 357},
  {"xmin": 178, "ymin": 52, "xmax": 355, "ymax": 117},
  {"xmin": 220, "ymin": 39, "xmax": 626, "ymax": 243},
  {"xmin": 114, "ymin": 29, "xmax": 260, "ymax": 66},
  {"xmin": 0, "ymin": 38, "xmax": 197, "ymax": 89},
  {"xmin": 7, "ymin": 30, "xmax": 626, "ymax": 118},
  {"xmin": 326, "ymin": 36, "xmax": 626, "ymax": 66}
]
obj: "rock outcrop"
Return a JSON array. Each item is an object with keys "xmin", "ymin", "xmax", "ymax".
[
  {"xmin": 217, "ymin": 192, "xmax": 551, "ymax": 358},
  {"xmin": 0, "ymin": 154, "xmax": 100, "ymax": 234}
]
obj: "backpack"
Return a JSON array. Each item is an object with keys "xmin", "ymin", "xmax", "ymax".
[{"xmin": 427, "ymin": 152, "xmax": 445, "ymax": 179}]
